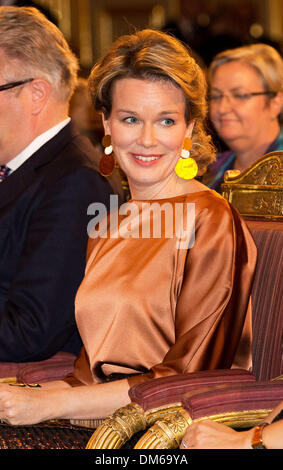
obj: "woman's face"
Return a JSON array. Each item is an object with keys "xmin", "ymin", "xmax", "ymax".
[
  {"xmin": 209, "ymin": 61, "xmax": 280, "ymax": 150},
  {"xmin": 103, "ymin": 77, "xmax": 193, "ymax": 196}
]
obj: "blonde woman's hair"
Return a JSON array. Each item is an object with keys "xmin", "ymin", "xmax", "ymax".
[
  {"xmin": 0, "ymin": 6, "xmax": 79, "ymax": 101},
  {"xmin": 208, "ymin": 43, "xmax": 283, "ymax": 95},
  {"xmin": 89, "ymin": 29, "xmax": 216, "ymax": 175}
]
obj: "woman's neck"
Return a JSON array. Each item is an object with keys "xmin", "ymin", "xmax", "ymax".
[
  {"xmin": 234, "ymin": 144, "xmax": 271, "ymax": 171},
  {"xmin": 129, "ymin": 174, "xmax": 208, "ymax": 200},
  {"xmin": 232, "ymin": 125, "xmax": 280, "ymax": 172}
]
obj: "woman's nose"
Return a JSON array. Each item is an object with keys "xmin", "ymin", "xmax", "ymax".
[
  {"xmin": 137, "ymin": 123, "xmax": 157, "ymax": 147},
  {"xmin": 217, "ymin": 95, "xmax": 233, "ymax": 113}
]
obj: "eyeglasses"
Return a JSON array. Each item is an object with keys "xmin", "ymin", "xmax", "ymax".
[
  {"xmin": 208, "ymin": 90, "xmax": 277, "ymax": 105},
  {"xmin": 0, "ymin": 78, "xmax": 34, "ymax": 92}
]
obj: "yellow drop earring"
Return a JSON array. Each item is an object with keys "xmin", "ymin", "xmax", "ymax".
[
  {"xmin": 100, "ymin": 135, "xmax": 115, "ymax": 177},
  {"xmin": 175, "ymin": 137, "xmax": 198, "ymax": 180}
]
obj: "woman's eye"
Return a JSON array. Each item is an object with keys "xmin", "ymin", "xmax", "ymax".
[
  {"xmin": 123, "ymin": 116, "xmax": 138, "ymax": 124},
  {"xmin": 161, "ymin": 118, "xmax": 175, "ymax": 126},
  {"xmin": 233, "ymin": 93, "xmax": 249, "ymax": 100},
  {"xmin": 208, "ymin": 94, "xmax": 222, "ymax": 102}
]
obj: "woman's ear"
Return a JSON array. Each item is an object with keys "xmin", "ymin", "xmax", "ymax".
[
  {"xmin": 271, "ymin": 92, "xmax": 283, "ymax": 119},
  {"xmin": 102, "ymin": 113, "xmax": 111, "ymax": 136},
  {"xmin": 30, "ymin": 78, "xmax": 51, "ymax": 115},
  {"xmin": 185, "ymin": 120, "xmax": 195, "ymax": 139}
]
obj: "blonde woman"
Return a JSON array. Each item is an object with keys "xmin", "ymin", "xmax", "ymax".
[
  {"xmin": 0, "ymin": 30, "xmax": 256, "ymax": 425},
  {"xmin": 203, "ymin": 43, "xmax": 283, "ymax": 192}
]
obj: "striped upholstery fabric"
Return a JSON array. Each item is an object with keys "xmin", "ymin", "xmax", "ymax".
[
  {"xmin": 16, "ymin": 352, "xmax": 76, "ymax": 384},
  {"xmin": 246, "ymin": 220, "xmax": 283, "ymax": 381},
  {"xmin": 0, "ymin": 352, "xmax": 76, "ymax": 383},
  {"xmin": 182, "ymin": 381, "xmax": 283, "ymax": 423},
  {"xmin": 129, "ymin": 369, "xmax": 255, "ymax": 410}
]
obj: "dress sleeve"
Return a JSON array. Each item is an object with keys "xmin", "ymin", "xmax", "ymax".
[
  {"xmin": 63, "ymin": 346, "xmax": 94, "ymax": 387},
  {"xmin": 128, "ymin": 198, "xmax": 257, "ymax": 387}
]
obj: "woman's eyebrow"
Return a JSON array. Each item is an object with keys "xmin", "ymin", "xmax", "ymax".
[{"xmin": 116, "ymin": 109, "xmax": 180, "ymax": 113}]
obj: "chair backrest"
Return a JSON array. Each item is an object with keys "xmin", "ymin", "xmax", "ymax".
[
  {"xmin": 221, "ymin": 153, "xmax": 282, "ymax": 381},
  {"xmin": 246, "ymin": 220, "xmax": 283, "ymax": 381},
  {"xmin": 221, "ymin": 150, "xmax": 283, "ymax": 221}
]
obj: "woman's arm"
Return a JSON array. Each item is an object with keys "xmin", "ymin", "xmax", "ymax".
[{"xmin": 0, "ymin": 379, "xmax": 130, "ymax": 425}]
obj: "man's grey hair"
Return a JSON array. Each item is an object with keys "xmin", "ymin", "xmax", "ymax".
[{"xmin": 0, "ymin": 6, "xmax": 79, "ymax": 101}]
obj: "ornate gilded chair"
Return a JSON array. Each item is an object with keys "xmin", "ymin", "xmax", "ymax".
[
  {"xmin": 86, "ymin": 152, "xmax": 283, "ymax": 449},
  {"xmin": 86, "ymin": 375, "xmax": 283, "ymax": 450},
  {"xmin": 86, "ymin": 370, "xmax": 256, "ymax": 449},
  {"xmin": 221, "ymin": 150, "xmax": 283, "ymax": 220}
]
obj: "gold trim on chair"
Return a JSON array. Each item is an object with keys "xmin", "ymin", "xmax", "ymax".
[
  {"xmin": 85, "ymin": 402, "xmax": 186, "ymax": 449},
  {"xmin": 0, "ymin": 377, "xmax": 17, "ymax": 384},
  {"xmin": 86, "ymin": 402, "xmax": 274, "ymax": 449},
  {"xmin": 134, "ymin": 408, "xmax": 191, "ymax": 449},
  {"xmin": 133, "ymin": 408, "xmax": 273, "ymax": 449},
  {"xmin": 221, "ymin": 151, "xmax": 283, "ymax": 220},
  {"xmin": 86, "ymin": 403, "xmax": 147, "ymax": 449},
  {"xmin": 144, "ymin": 403, "xmax": 183, "ymax": 425}
]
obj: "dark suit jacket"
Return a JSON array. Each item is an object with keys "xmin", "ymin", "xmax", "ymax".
[{"xmin": 0, "ymin": 122, "xmax": 113, "ymax": 362}]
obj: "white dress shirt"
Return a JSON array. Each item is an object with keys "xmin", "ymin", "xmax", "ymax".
[{"xmin": 7, "ymin": 117, "xmax": 71, "ymax": 173}]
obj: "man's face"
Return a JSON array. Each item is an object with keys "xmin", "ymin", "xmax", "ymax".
[{"xmin": 0, "ymin": 50, "xmax": 34, "ymax": 164}]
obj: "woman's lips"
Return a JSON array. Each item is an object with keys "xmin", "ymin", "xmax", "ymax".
[
  {"xmin": 218, "ymin": 118, "xmax": 239, "ymax": 126},
  {"xmin": 132, "ymin": 154, "xmax": 162, "ymax": 166}
]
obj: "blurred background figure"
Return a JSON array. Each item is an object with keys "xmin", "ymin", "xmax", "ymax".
[
  {"xmin": 202, "ymin": 43, "xmax": 283, "ymax": 192},
  {"xmin": 163, "ymin": 0, "xmax": 281, "ymax": 68},
  {"xmin": 69, "ymin": 78, "xmax": 104, "ymax": 147}
]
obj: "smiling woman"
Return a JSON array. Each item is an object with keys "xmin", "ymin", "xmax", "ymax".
[
  {"xmin": 0, "ymin": 29, "xmax": 257, "ymax": 429},
  {"xmin": 102, "ymin": 77, "xmax": 194, "ymax": 199},
  {"xmin": 203, "ymin": 43, "xmax": 283, "ymax": 192}
]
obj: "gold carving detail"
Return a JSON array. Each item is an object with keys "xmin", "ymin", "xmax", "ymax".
[
  {"xmin": 134, "ymin": 409, "xmax": 191, "ymax": 449},
  {"xmin": 249, "ymin": 161, "xmax": 281, "ymax": 186},
  {"xmin": 86, "ymin": 403, "xmax": 147, "ymax": 449},
  {"xmin": 222, "ymin": 152, "xmax": 283, "ymax": 219},
  {"xmin": 253, "ymin": 193, "xmax": 283, "ymax": 215},
  {"xmin": 145, "ymin": 403, "xmax": 183, "ymax": 425}
]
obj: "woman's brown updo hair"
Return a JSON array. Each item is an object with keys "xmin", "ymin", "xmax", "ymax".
[{"xmin": 89, "ymin": 29, "xmax": 216, "ymax": 175}]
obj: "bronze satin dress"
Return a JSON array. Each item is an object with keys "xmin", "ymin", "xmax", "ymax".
[{"xmin": 65, "ymin": 190, "xmax": 257, "ymax": 388}]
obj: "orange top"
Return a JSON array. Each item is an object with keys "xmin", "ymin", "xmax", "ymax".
[{"xmin": 65, "ymin": 190, "xmax": 257, "ymax": 388}]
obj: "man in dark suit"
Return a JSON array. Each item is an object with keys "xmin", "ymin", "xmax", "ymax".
[{"xmin": 0, "ymin": 6, "xmax": 113, "ymax": 362}]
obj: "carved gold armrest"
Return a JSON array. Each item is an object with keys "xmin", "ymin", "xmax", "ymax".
[
  {"xmin": 86, "ymin": 370, "xmax": 257, "ymax": 449},
  {"xmin": 86, "ymin": 403, "xmax": 147, "ymax": 449},
  {"xmin": 134, "ymin": 381, "xmax": 283, "ymax": 449},
  {"xmin": 134, "ymin": 408, "xmax": 275, "ymax": 449},
  {"xmin": 85, "ymin": 402, "xmax": 185, "ymax": 449},
  {"xmin": 134, "ymin": 408, "xmax": 191, "ymax": 449}
]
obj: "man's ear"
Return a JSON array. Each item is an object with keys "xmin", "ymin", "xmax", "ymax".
[{"xmin": 30, "ymin": 79, "xmax": 51, "ymax": 115}]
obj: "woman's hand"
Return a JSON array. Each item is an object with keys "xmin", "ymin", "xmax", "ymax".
[
  {"xmin": 0, "ymin": 378, "xmax": 130, "ymax": 425},
  {"xmin": 0, "ymin": 383, "xmax": 58, "ymax": 425},
  {"xmin": 180, "ymin": 419, "xmax": 253, "ymax": 449}
]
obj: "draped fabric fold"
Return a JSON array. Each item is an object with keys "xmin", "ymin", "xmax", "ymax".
[{"xmin": 64, "ymin": 190, "xmax": 257, "ymax": 388}]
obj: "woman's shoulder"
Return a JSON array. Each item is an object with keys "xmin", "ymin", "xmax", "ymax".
[
  {"xmin": 184, "ymin": 179, "xmax": 229, "ymax": 204},
  {"xmin": 181, "ymin": 184, "xmax": 234, "ymax": 221}
]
